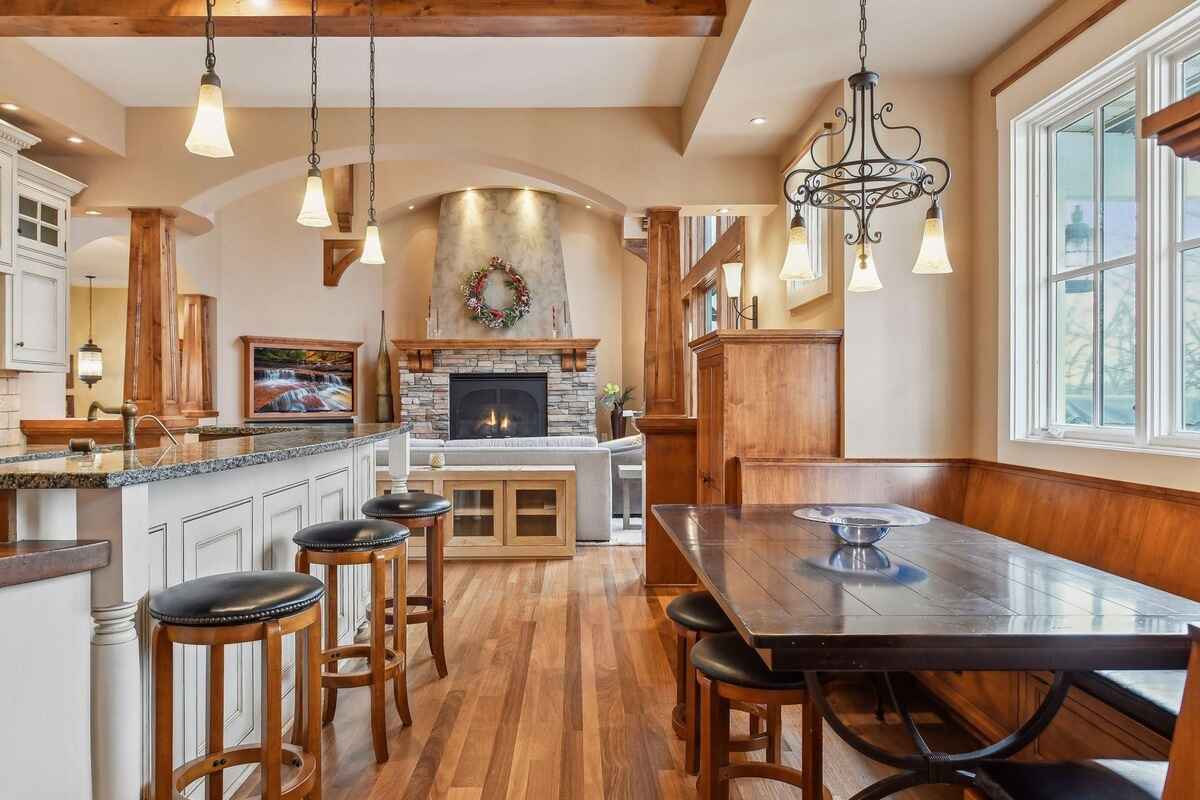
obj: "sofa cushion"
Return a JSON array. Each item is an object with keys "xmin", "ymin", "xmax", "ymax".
[
  {"xmin": 446, "ymin": 435, "xmax": 598, "ymax": 449},
  {"xmin": 1074, "ymin": 669, "xmax": 1185, "ymax": 740}
]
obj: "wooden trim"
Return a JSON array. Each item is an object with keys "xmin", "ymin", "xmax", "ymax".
[
  {"xmin": 179, "ymin": 293, "xmax": 217, "ymax": 418},
  {"xmin": 682, "ymin": 217, "xmax": 743, "ymax": 294},
  {"xmin": 391, "ymin": 338, "xmax": 599, "ymax": 351},
  {"xmin": 239, "ymin": 335, "xmax": 362, "ymax": 421},
  {"xmin": 1142, "ymin": 93, "xmax": 1200, "ymax": 162},
  {"xmin": 0, "ymin": 0, "xmax": 725, "ymax": 37},
  {"xmin": 990, "ymin": 0, "xmax": 1128, "ymax": 97},
  {"xmin": 634, "ymin": 415, "xmax": 697, "ymax": 434},
  {"xmin": 332, "ymin": 166, "xmax": 354, "ymax": 234},
  {"xmin": 323, "ymin": 239, "xmax": 364, "ymax": 288},
  {"xmin": 689, "ymin": 328, "xmax": 844, "ymax": 353},
  {"xmin": 0, "ymin": 540, "xmax": 109, "ymax": 588}
]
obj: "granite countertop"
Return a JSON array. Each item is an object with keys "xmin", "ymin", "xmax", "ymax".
[{"xmin": 0, "ymin": 423, "xmax": 409, "ymax": 489}]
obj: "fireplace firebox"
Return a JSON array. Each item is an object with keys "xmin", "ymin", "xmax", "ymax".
[{"xmin": 448, "ymin": 374, "xmax": 548, "ymax": 439}]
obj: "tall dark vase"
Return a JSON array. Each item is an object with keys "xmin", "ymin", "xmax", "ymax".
[{"xmin": 610, "ymin": 407, "xmax": 626, "ymax": 439}]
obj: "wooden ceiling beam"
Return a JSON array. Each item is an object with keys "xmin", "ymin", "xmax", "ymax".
[{"xmin": 0, "ymin": 1, "xmax": 725, "ymax": 37}]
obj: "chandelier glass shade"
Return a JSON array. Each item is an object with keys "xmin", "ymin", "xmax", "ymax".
[
  {"xmin": 185, "ymin": 0, "xmax": 233, "ymax": 158},
  {"xmin": 778, "ymin": 209, "xmax": 815, "ymax": 281}
]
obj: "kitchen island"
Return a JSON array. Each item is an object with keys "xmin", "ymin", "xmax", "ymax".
[{"xmin": 0, "ymin": 423, "xmax": 412, "ymax": 800}]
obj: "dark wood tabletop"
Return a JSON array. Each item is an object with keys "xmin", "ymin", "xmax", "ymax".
[{"xmin": 652, "ymin": 504, "xmax": 1200, "ymax": 672}]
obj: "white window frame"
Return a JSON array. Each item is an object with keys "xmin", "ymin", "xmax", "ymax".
[
  {"xmin": 1011, "ymin": 2, "xmax": 1200, "ymax": 457},
  {"xmin": 785, "ymin": 136, "xmax": 833, "ymax": 311}
]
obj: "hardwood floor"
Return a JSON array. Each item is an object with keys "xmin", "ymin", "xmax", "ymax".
[{"xmin": 239, "ymin": 546, "xmax": 975, "ymax": 799}]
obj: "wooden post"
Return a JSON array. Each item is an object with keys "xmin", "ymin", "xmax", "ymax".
[
  {"xmin": 333, "ymin": 166, "xmax": 355, "ymax": 233},
  {"xmin": 178, "ymin": 294, "xmax": 216, "ymax": 418},
  {"xmin": 639, "ymin": 415, "xmax": 697, "ymax": 587},
  {"xmin": 125, "ymin": 209, "xmax": 181, "ymax": 417},
  {"xmin": 644, "ymin": 208, "xmax": 686, "ymax": 416}
]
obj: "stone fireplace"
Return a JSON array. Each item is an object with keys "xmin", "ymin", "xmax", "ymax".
[{"xmin": 395, "ymin": 339, "xmax": 598, "ymax": 438}]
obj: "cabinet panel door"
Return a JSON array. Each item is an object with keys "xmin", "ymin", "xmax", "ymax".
[
  {"xmin": 445, "ymin": 480, "xmax": 505, "ymax": 548},
  {"xmin": 505, "ymin": 480, "xmax": 568, "ymax": 547},
  {"xmin": 15, "ymin": 180, "xmax": 67, "ymax": 261},
  {"xmin": 696, "ymin": 357, "xmax": 724, "ymax": 503},
  {"xmin": 314, "ymin": 468, "xmax": 356, "ymax": 644},
  {"xmin": 0, "ymin": 151, "xmax": 12, "ymax": 269},
  {"xmin": 262, "ymin": 481, "xmax": 310, "ymax": 709},
  {"xmin": 13, "ymin": 258, "xmax": 67, "ymax": 368}
]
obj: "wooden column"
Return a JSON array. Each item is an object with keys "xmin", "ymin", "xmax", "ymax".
[
  {"xmin": 639, "ymin": 415, "xmax": 697, "ymax": 587},
  {"xmin": 643, "ymin": 207, "xmax": 686, "ymax": 415},
  {"xmin": 125, "ymin": 209, "xmax": 181, "ymax": 417},
  {"xmin": 178, "ymin": 294, "xmax": 217, "ymax": 418}
]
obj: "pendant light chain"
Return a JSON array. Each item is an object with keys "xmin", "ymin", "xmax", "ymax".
[
  {"xmin": 858, "ymin": 0, "xmax": 867, "ymax": 71},
  {"xmin": 308, "ymin": 0, "xmax": 320, "ymax": 170},
  {"xmin": 204, "ymin": 0, "xmax": 217, "ymax": 73},
  {"xmin": 87, "ymin": 275, "xmax": 95, "ymax": 341},
  {"xmin": 368, "ymin": 0, "xmax": 377, "ymax": 226}
]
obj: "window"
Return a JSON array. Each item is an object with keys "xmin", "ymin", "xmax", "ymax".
[
  {"xmin": 784, "ymin": 144, "xmax": 831, "ymax": 311},
  {"xmin": 1010, "ymin": 4, "xmax": 1200, "ymax": 455},
  {"xmin": 702, "ymin": 284, "xmax": 719, "ymax": 334}
]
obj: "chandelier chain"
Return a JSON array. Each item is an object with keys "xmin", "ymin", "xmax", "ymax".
[
  {"xmin": 204, "ymin": 0, "xmax": 216, "ymax": 72},
  {"xmin": 308, "ymin": 0, "xmax": 320, "ymax": 169},
  {"xmin": 858, "ymin": 0, "xmax": 867, "ymax": 71},
  {"xmin": 87, "ymin": 275, "xmax": 95, "ymax": 340},
  {"xmin": 368, "ymin": 0, "xmax": 377, "ymax": 223}
]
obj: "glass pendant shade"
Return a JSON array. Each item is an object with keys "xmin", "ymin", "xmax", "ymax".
[
  {"xmin": 722, "ymin": 261, "xmax": 743, "ymax": 298},
  {"xmin": 779, "ymin": 210, "xmax": 815, "ymax": 281},
  {"xmin": 297, "ymin": 168, "xmax": 332, "ymax": 228},
  {"xmin": 848, "ymin": 243, "xmax": 883, "ymax": 293},
  {"xmin": 78, "ymin": 340, "xmax": 103, "ymax": 387},
  {"xmin": 912, "ymin": 203, "xmax": 953, "ymax": 274},
  {"xmin": 361, "ymin": 222, "xmax": 386, "ymax": 265},
  {"xmin": 185, "ymin": 73, "xmax": 234, "ymax": 158}
]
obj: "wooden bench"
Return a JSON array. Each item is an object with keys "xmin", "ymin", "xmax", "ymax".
[{"xmin": 733, "ymin": 456, "xmax": 1199, "ymax": 761}]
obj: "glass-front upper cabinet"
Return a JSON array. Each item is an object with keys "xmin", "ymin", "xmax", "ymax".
[
  {"xmin": 16, "ymin": 180, "xmax": 68, "ymax": 260},
  {"xmin": 0, "ymin": 150, "xmax": 12, "ymax": 269}
]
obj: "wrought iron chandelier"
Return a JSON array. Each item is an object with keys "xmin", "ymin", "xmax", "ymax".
[{"xmin": 781, "ymin": 0, "xmax": 952, "ymax": 292}]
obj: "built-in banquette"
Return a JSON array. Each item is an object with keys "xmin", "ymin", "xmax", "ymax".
[{"xmin": 733, "ymin": 457, "xmax": 1198, "ymax": 762}]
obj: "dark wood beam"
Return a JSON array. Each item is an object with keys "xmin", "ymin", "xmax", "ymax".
[
  {"xmin": 643, "ymin": 207, "xmax": 686, "ymax": 416},
  {"xmin": 0, "ymin": 1, "xmax": 725, "ymax": 36}
]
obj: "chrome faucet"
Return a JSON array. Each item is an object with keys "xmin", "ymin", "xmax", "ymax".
[
  {"xmin": 87, "ymin": 399, "xmax": 139, "ymax": 449},
  {"xmin": 135, "ymin": 415, "xmax": 180, "ymax": 449}
]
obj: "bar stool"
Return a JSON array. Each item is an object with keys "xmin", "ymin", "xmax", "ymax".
[
  {"xmin": 362, "ymin": 491, "xmax": 452, "ymax": 678},
  {"xmin": 150, "ymin": 571, "xmax": 325, "ymax": 800},
  {"xmin": 692, "ymin": 632, "xmax": 826, "ymax": 800},
  {"xmin": 294, "ymin": 518, "xmax": 411, "ymax": 763}
]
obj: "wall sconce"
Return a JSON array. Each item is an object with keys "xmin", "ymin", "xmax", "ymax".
[{"xmin": 722, "ymin": 261, "xmax": 757, "ymax": 329}]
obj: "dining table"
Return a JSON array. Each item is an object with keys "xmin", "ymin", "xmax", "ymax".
[{"xmin": 652, "ymin": 502, "xmax": 1200, "ymax": 800}]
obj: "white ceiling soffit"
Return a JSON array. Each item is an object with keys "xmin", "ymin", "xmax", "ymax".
[
  {"xmin": 683, "ymin": 0, "xmax": 1059, "ymax": 156},
  {"xmin": 22, "ymin": 36, "xmax": 705, "ymax": 109}
]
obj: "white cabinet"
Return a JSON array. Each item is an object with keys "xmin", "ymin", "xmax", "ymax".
[
  {"xmin": 15, "ymin": 179, "xmax": 69, "ymax": 261},
  {"xmin": 0, "ymin": 150, "xmax": 13, "ymax": 270},
  {"xmin": 7, "ymin": 257, "xmax": 68, "ymax": 367}
]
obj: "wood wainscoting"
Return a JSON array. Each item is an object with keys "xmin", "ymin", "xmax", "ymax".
[
  {"xmin": 639, "ymin": 415, "xmax": 698, "ymax": 587},
  {"xmin": 732, "ymin": 455, "xmax": 1200, "ymax": 761}
]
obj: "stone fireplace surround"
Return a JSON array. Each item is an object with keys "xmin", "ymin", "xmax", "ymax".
[{"xmin": 394, "ymin": 339, "xmax": 598, "ymax": 439}]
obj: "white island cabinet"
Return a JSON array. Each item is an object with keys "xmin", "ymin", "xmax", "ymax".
[{"xmin": 0, "ymin": 424, "xmax": 410, "ymax": 800}]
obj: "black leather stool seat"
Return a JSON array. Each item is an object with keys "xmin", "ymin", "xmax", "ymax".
[
  {"xmin": 149, "ymin": 572, "xmax": 325, "ymax": 626},
  {"xmin": 975, "ymin": 759, "xmax": 1166, "ymax": 800},
  {"xmin": 293, "ymin": 519, "xmax": 410, "ymax": 552},
  {"xmin": 666, "ymin": 591, "xmax": 735, "ymax": 634},
  {"xmin": 690, "ymin": 632, "xmax": 806, "ymax": 691},
  {"xmin": 362, "ymin": 491, "xmax": 451, "ymax": 519}
]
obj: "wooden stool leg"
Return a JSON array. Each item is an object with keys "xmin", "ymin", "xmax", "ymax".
[
  {"xmin": 673, "ymin": 630, "xmax": 687, "ymax": 740},
  {"xmin": 322, "ymin": 564, "xmax": 339, "ymax": 725},
  {"xmin": 207, "ymin": 644, "xmax": 225, "ymax": 800},
  {"xmin": 368, "ymin": 553, "xmax": 389, "ymax": 763},
  {"xmin": 800, "ymin": 695, "xmax": 823, "ymax": 800},
  {"xmin": 392, "ymin": 549, "xmax": 412, "ymax": 725},
  {"xmin": 304, "ymin": 616, "xmax": 323, "ymax": 800},
  {"xmin": 292, "ymin": 550, "xmax": 310, "ymax": 748},
  {"xmin": 153, "ymin": 625, "xmax": 174, "ymax": 800},
  {"xmin": 765, "ymin": 703, "xmax": 782, "ymax": 764},
  {"xmin": 261, "ymin": 620, "xmax": 284, "ymax": 800},
  {"xmin": 684, "ymin": 629, "xmax": 701, "ymax": 775},
  {"xmin": 428, "ymin": 516, "xmax": 448, "ymax": 678},
  {"xmin": 698, "ymin": 676, "xmax": 731, "ymax": 800}
]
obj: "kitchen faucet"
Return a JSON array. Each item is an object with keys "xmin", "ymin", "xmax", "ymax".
[{"xmin": 85, "ymin": 399, "xmax": 178, "ymax": 449}]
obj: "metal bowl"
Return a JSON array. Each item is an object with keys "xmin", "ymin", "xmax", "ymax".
[{"xmin": 792, "ymin": 504, "xmax": 931, "ymax": 547}]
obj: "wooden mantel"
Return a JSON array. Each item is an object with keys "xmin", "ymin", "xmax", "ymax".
[{"xmin": 392, "ymin": 338, "xmax": 599, "ymax": 374}]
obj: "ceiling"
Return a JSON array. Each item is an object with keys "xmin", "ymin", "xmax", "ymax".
[{"xmin": 23, "ymin": 36, "xmax": 706, "ymax": 108}]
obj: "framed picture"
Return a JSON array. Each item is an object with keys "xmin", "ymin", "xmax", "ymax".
[{"xmin": 240, "ymin": 335, "xmax": 362, "ymax": 421}]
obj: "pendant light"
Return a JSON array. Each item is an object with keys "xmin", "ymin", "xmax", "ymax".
[
  {"xmin": 778, "ymin": 206, "xmax": 815, "ymax": 281},
  {"xmin": 77, "ymin": 275, "xmax": 104, "ymax": 387},
  {"xmin": 297, "ymin": 0, "xmax": 332, "ymax": 228},
  {"xmin": 847, "ymin": 243, "xmax": 883, "ymax": 293},
  {"xmin": 360, "ymin": 0, "xmax": 386, "ymax": 265},
  {"xmin": 185, "ymin": 0, "xmax": 234, "ymax": 158},
  {"xmin": 912, "ymin": 197, "xmax": 953, "ymax": 274}
]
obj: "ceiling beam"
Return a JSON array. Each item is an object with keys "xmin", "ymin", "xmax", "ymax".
[{"xmin": 0, "ymin": 1, "xmax": 725, "ymax": 37}]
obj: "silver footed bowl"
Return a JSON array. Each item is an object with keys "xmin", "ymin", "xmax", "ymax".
[{"xmin": 792, "ymin": 504, "xmax": 931, "ymax": 547}]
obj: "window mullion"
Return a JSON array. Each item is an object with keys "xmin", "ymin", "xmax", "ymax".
[{"xmin": 1093, "ymin": 106, "xmax": 1104, "ymax": 429}]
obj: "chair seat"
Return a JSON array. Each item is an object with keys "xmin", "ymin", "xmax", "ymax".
[
  {"xmin": 1075, "ymin": 669, "xmax": 1185, "ymax": 740},
  {"xmin": 362, "ymin": 491, "xmax": 451, "ymax": 520},
  {"xmin": 149, "ymin": 572, "xmax": 325, "ymax": 626},
  {"xmin": 293, "ymin": 519, "xmax": 409, "ymax": 552},
  {"xmin": 975, "ymin": 759, "xmax": 1166, "ymax": 800},
  {"xmin": 690, "ymin": 632, "xmax": 806, "ymax": 691},
  {"xmin": 666, "ymin": 591, "xmax": 734, "ymax": 634}
]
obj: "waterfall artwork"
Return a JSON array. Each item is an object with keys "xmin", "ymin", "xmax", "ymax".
[{"xmin": 241, "ymin": 336, "xmax": 362, "ymax": 420}]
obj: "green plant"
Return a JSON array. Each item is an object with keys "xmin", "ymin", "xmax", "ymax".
[{"xmin": 599, "ymin": 383, "xmax": 635, "ymax": 409}]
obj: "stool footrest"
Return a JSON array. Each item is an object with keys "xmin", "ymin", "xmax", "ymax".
[
  {"xmin": 173, "ymin": 744, "xmax": 317, "ymax": 800},
  {"xmin": 321, "ymin": 644, "xmax": 404, "ymax": 689}
]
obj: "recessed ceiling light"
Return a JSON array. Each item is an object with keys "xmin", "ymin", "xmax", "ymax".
[
  {"xmin": 585, "ymin": 204, "xmax": 592, "ymax": 210},
  {"xmin": 83, "ymin": 209, "xmax": 102, "ymax": 216},
  {"xmin": 66, "ymin": 135, "xmax": 85, "ymax": 144},
  {"xmin": 749, "ymin": 117, "xmax": 768, "ymax": 126},
  {"xmin": 465, "ymin": 186, "xmax": 474, "ymax": 191},
  {"xmin": 408, "ymin": 205, "xmax": 415, "ymax": 210},
  {"xmin": 717, "ymin": 208, "xmax": 730, "ymax": 214},
  {"xmin": 0, "ymin": 103, "xmax": 19, "ymax": 112}
]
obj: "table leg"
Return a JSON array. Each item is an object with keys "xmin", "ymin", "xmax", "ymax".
[{"xmin": 622, "ymin": 480, "xmax": 632, "ymax": 530}]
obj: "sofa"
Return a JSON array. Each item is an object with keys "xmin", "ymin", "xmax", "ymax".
[
  {"xmin": 600, "ymin": 434, "xmax": 643, "ymax": 518},
  {"xmin": 377, "ymin": 435, "xmax": 613, "ymax": 542}
]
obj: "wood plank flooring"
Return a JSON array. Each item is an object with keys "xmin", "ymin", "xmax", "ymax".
[{"xmin": 241, "ymin": 546, "xmax": 976, "ymax": 799}]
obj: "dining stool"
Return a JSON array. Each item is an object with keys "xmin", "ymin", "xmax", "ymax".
[
  {"xmin": 294, "ymin": 518, "xmax": 412, "ymax": 763},
  {"xmin": 667, "ymin": 592, "xmax": 775, "ymax": 775},
  {"xmin": 362, "ymin": 491, "xmax": 453, "ymax": 678},
  {"xmin": 150, "ymin": 571, "xmax": 325, "ymax": 800},
  {"xmin": 692, "ymin": 632, "xmax": 827, "ymax": 800}
]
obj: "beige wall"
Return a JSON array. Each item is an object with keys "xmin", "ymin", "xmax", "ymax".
[
  {"xmin": 67, "ymin": 285, "xmax": 127, "ymax": 414},
  {"xmin": 621, "ymin": 251, "xmax": 647, "ymax": 412}
]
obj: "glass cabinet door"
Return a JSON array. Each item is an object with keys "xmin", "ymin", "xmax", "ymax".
[
  {"xmin": 15, "ymin": 182, "xmax": 67, "ymax": 259},
  {"xmin": 445, "ymin": 481, "xmax": 504, "ymax": 547},
  {"xmin": 506, "ymin": 481, "xmax": 567, "ymax": 546}
]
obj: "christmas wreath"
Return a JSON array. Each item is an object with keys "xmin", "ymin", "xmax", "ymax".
[{"xmin": 462, "ymin": 256, "xmax": 531, "ymax": 329}]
